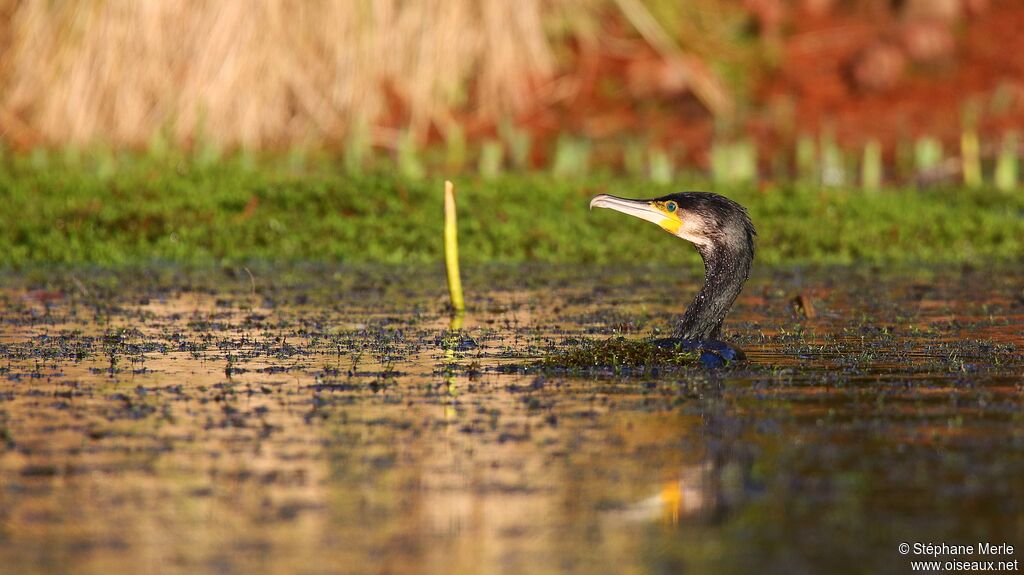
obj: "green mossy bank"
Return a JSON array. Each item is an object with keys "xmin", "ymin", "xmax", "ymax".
[{"xmin": 1, "ymin": 154, "xmax": 1022, "ymax": 267}]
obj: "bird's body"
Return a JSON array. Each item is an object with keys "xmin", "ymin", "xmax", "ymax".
[{"xmin": 589, "ymin": 192, "xmax": 756, "ymax": 364}]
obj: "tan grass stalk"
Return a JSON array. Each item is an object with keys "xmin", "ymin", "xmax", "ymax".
[
  {"xmin": 0, "ymin": 0, "xmax": 735, "ymax": 150},
  {"xmin": 0, "ymin": 0, "xmax": 557, "ymax": 149}
]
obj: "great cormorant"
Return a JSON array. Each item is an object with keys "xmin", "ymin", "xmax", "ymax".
[{"xmin": 589, "ymin": 192, "xmax": 756, "ymax": 364}]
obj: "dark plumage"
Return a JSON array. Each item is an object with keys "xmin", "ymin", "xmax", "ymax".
[
  {"xmin": 590, "ymin": 190, "xmax": 757, "ymax": 346},
  {"xmin": 654, "ymin": 193, "xmax": 755, "ymax": 340}
]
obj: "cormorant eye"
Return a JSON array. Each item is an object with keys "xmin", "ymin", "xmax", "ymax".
[{"xmin": 665, "ymin": 201, "xmax": 677, "ymax": 213}]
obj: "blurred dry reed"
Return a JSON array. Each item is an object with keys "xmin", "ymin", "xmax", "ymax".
[{"xmin": 0, "ymin": 0, "xmax": 564, "ymax": 150}]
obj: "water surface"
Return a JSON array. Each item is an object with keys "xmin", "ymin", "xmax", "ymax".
[{"xmin": 1, "ymin": 265, "xmax": 1021, "ymax": 574}]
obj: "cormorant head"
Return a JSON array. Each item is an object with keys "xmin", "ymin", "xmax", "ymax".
[
  {"xmin": 589, "ymin": 192, "xmax": 755, "ymax": 256},
  {"xmin": 590, "ymin": 191, "xmax": 756, "ymax": 343}
]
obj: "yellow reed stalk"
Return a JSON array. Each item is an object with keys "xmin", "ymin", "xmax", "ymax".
[
  {"xmin": 444, "ymin": 180, "xmax": 465, "ymax": 313},
  {"xmin": 961, "ymin": 130, "xmax": 982, "ymax": 188}
]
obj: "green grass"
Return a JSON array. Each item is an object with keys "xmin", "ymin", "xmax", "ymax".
[{"xmin": 1, "ymin": 151, "xmax": 1022, "ymax": 267}]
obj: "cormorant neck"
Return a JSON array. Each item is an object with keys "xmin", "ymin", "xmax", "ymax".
[{"xmin": 674, "ymin": 242, "xmax": 753, "ymax": 341}]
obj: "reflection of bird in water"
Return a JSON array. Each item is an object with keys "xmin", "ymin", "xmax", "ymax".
[
  {"xmin": 602, "ymin": 404, "xmax": 758, "ymax": 527},
  {"xmin": 590, "ymin": 192, "xmax": 756, "ymax": 365},
  {"xmin": 603, "ymin": 462, "xmax": 718, "ymax": 525}
]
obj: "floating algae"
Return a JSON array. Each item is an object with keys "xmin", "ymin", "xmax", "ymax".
[{"xmin": 537, "ymin": 337, "xmax": 705, "ymax": 374}]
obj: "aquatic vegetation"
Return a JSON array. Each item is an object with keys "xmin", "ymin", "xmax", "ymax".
[
  {"xmin": 1, "ymin": 153, "xmax": 1023, "ymax": 268},
  {"xmin": 538, "ymin": 337, "xmax": 702, "ymax": 373}
]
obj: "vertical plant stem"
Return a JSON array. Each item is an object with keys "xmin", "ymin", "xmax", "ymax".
[
  {"xmin": 796, "ymin": 135, "xmax": 817, "ymax": 185},
  {"xmin": 862, "ymin": 139, "xmax": 882, "ymax": 192},
  {"xmin": 995, "ymin": 132, "xmax": 1019, "ymax": 192},
  {"xmin": 444, "ymin": 180, "xmax": 465, "ymax": 313},
  {"xmin": 345, "ymin": 119, "xmax": 369, "ymax": 175},
  {"xmin": 398, "ymin": 130, "xmax": 424, "ymax": 180},
  {"xmin": 479, "ymin": 139, "xmax": 504, "ymax": 179},
  {"xmin": 623, "ymin": 140, "xmax": 645, "ymax": 178},
  {"xmin": 649, "ymin": 148, "xmax": 673, "ymax": 184},
  {"xmin": 736, "ymin": 139, "xmax": 757, "ymax": 184},
  {"xmin": 820, "ymin": 134, "xmax": 845, "ymax": 187},
  {"xmin": 445, "ymin": 123, "xmax": 466, "ymax": 173},
  {"xmin": 710, "ymin": 140, "xmax": 729, "ymax": 184},
  {"xmin": 961, "ymin": 130, "xmax": 982, "ymax": 188},
  {"xmin": 915, "ymin": 137, "xmax": 942, "ymax": 173},
  {"xmin": 499, "ymin": 120, "xmax": 532, "ymax": 171}
]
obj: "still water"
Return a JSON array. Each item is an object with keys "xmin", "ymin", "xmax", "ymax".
[{"xmin": 0, "ymin": 265, "xmax": 1021, "ymax": 574}]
